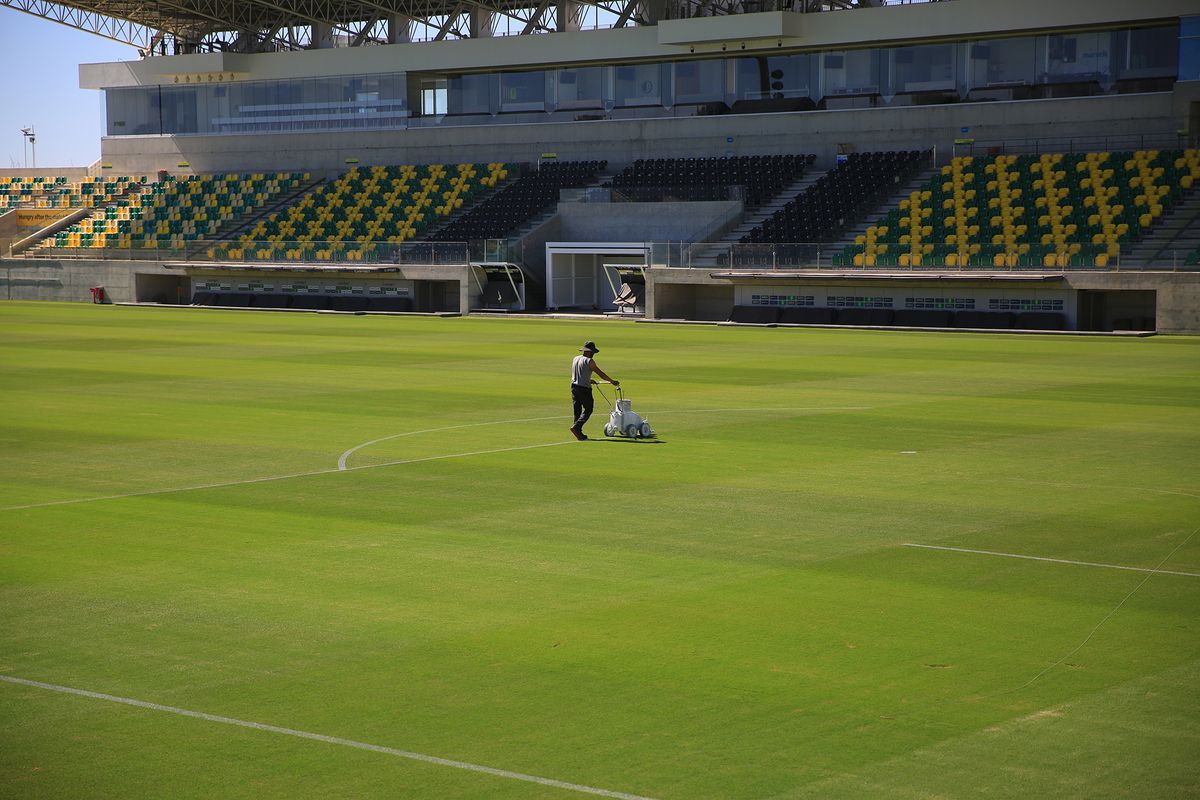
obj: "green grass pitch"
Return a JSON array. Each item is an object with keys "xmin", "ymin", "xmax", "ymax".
[{"xmin": 1, "ymin": 301, "xmax": 1198, "ymax": 799}]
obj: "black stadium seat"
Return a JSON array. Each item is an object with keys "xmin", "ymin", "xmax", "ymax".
[
  {"xmin": 739, "ymin": 150, "xmax": 929, "ymax": 250},
  {"xmin": 1014, "ymin": 311, "xmax": 1067, "ymax": 330},
  {"xmin": 893, "ymin": 309, "xmax": 954, "ymax": 328},
  {"xmin": 729, "ymin": 305, "xmax": 780, "ymax": 324},
  {"xmin": 955, "ymin": 311, "xmax": 1014, "ymax": 329},
  {"xmin": 432, "ymin": 160, "xmax": 606, "ymax": 242},
  {"xmin": 778, "ymin": 307, "xmax": 836, "ymax": 324}
]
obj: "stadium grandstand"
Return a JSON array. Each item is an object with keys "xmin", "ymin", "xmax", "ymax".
[{"xmin": 1, "ymin": 0, "xmax": 1199, "ymax": 331}]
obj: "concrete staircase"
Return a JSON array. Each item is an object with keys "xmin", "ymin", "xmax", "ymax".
[
  {"xmin": 1122, "ymin": 188, "xmax": 1200, "ymax": 268},
  {"xmin": 833, "ymin": 166, "xmax": 939, "ymax": 249},
  {"xmin": 683, "ymin": 170, "xmax": 829, "ymax": 268}
]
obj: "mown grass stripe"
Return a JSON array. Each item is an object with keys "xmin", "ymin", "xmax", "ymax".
[{"xmin": 0, "ymin": 675, "xmax": 658, "ymax": 800}]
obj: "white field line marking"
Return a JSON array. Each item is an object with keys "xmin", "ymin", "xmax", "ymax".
[
  {"xmin": 0, "ymin": 441, "xmax": 574, "ymax": 513},
  {"xmin": 1003, "ymin": 525, "xmax": 1200, "ymax": 693},
  {"xmin": 902, "ymin": 543, "xmax": 1200, "ymax": 579},
  {"xmin": 0, "ymin": 675, "xmax": 657, "ymax": 800},
  {"xmin": 337, "ymin": 406, "xmax": 872, "ymax": 469},
  {"xmin": 338, "ymin": 415, "xmax": 565, "ymax": 470}
]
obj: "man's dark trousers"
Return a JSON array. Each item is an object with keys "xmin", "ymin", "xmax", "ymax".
[{"xmin": 571, "ymin": 384, "xmax": 594, "ymax": 429}]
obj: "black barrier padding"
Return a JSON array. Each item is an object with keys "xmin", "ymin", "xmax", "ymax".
[
  {"xmin": 289, "ymin": 295, "xmax": 330, "ymax": 310},
  {"xmin": 954, "ymin": 311, "xmax": 1014, "ymax": 329},
  {"xmin": 252, "ymin": 294, "xmax": 290, "ymax": 309},
  {"xmin": 369, "ymin": 296, "xmax": 414, "ymax": 312},
  {"xmin": 1014, "ymin": 311, "xmax": 1067, "ymax": 330},
  {"xmin": 329, "ymin": 296, "xmax": 370, "ymax": 312},
  {"xmin": 729, "ymin": 305, "xmax": 780, "ymax": 324},
  {"xmin": 191, "ymin": 291, "xmax": 215, "ymax": 306},
  {"xmin": 216, "ymin": 293, "xmax": 252, "ymax": 307},
  {"xmin": 778, "ymin": 307, "xmax": 836, "ymax": 324},
  {"xmin": 893, "ymin": 309, "xmax": 955, "ymax": 328},
  {"xmin": 835, "ymin": 308, "xmax": 894, "ymax": 326}
]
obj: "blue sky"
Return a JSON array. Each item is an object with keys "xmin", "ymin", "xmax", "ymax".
[{"xmin": 0, "ymin": 8, "xmax": 137, "ymax": 169}]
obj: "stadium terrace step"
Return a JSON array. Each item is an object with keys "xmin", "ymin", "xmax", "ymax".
[
  {"xmin": 839, "ymin": 149, "xmax": 1200, "ymax": 269},
  {"xmin": 1136, "ymin": 193, "xmax": 1200, "ymax": 267},
  {"xmin": 684, "ymin": 166, "xmax": 826, "ymax": 268}
]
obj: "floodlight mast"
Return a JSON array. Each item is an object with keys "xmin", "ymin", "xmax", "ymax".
[{"xmin": 20, "ymin": 126, "xmax": 36, "ymax": 169}]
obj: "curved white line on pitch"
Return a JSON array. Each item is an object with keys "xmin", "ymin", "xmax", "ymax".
[
  {"xmin": 0, "ymin": 441, "xmax": 575, "ymax": 513},
  {"xmin": 338, "ymin": 415, "xmax": 565, "ymax": 470},
  {"xmin": 336, "ymin": 405, "xmax": 873, "ymax": 470}
]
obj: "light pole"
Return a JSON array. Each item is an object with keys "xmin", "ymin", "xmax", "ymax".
[{"xmin": 20, "ymin": 127, "xmax": 35, "ymax": 169}]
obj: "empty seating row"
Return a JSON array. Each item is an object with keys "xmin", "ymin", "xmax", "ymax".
[
  {"xmin": 233, "ymin": 163, "xmax": 511, "ymax": 261},
  {"xmin": 609, "ymin": 154, "xmax": 814, "ymax": 206},
  {"xmin": 0, "ymin": 175, "xmax": 144, "ymax": 209},
  {"xmin": 191, "ymin": 292, "xmax": 414, "ymax": 312},
  {"xmin": 840, "ymin": 149, "xmax": 1200, "ymax": 268},
  {"xmin": 36, "ymin": 173, "xmax": 306, "ymax": 252},
  {"xmin": 741, "ymin": 151, "xmax": 930, "ymax": 246},
  {"xmin": 432, "ymin": 161, "xmax": 606, "ymax": 241},
  {"xmin": 728, "ymin": 304, "xmax": 1069, "ymax": 330}
]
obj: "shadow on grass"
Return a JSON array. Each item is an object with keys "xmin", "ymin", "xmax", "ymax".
[{"xmin": 591, "ymin": 437, "xmax": 667, "ymax": 445}]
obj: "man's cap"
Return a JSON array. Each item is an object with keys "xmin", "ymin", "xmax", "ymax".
[{"xmin": 580, "ymin": 340, "xmax": 599, "ymax": 354}]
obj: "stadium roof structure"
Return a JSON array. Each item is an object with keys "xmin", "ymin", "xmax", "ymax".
[{"xmin": 0, "ymin": 0, "xmax": 945, "ymax": 53}]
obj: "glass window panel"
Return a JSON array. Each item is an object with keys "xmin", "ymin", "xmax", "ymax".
[
  {"xmin": 499, "ymin": 70, "xmax": 545, "ymax": 112},
  {"xmin": 613, "ymin": 63, "xmax": 661, "ymax": 107},
  {"xmin": 1182, "ymin": 37, "xmax": 1200, "ymax": 82},
  {"xmin": 106, "ymin": 88, "xmax": 131, "ymax": 136},
  {"xmin": 556, "ymin": 67, "xmax": 603, "ymax": 110},
  {"xmin": 674, "ymin": 58, "xmax": 724, "ymax": 105},
  {"xmin": 889, "ymin": 43, "xmax": 956, "ymax": 95},
  {"xmin": 732, "ymin": 55, "xmax": 810, "ymax": 101},
  {"xmin": 1039, "ymin": 30, "xmax": 1113, "ymax": 84},
  {"xmin": 160, "ymin": 87, "xmax": 198, "ymax": 134},
  {"xmin": 1119, "ymin": 25, "xmax": 1179, "ymax": 77},
  {"xmin": 448, "ymin": 73, "xmax": 492, "ymax": 115},
  {"xmin": 969, "ymin": 36, "xmax": 1036, "ymax": 88},
  {"xmin": 822, "ymin": 49, "xmax": 880, "ymax": 97}
]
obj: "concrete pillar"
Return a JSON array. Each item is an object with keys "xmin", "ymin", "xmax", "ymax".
[
  {"xmin": 469, "ymin": 8, "xmax": 495, "ymax": 38},
  {"xmin": 387, "ymin": 14, "xmax": 412, "ymax": 43},
  {"xmin": 556, "ymin": 0, "xmax": 581, "ymax": 31},
  {"xmin": 311, "ymin": 22, "xmax": 335, "ymax": 48}
]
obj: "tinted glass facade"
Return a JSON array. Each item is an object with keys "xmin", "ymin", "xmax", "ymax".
[{"xmin": 105, "ymin": 23, "xmax": 1182, "ymax": 137}]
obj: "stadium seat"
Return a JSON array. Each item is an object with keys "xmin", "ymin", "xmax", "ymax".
[{"xmin": 432, "ymin": 161, "xmax": 605, "ymax": 242}]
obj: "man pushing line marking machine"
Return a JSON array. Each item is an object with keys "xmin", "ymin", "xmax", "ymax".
[{"xmin": 569, "ymin": 340, "xmax": 653, "ymax": 441}]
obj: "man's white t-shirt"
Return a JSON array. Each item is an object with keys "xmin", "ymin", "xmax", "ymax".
[{"xmin": 571, "ymin": 355, "xmax": 593, "ymax": 387}]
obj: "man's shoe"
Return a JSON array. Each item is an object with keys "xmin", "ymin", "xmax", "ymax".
[{"xmin": 569, "ymin": 426, "xmax": 586, "ymax": 441}]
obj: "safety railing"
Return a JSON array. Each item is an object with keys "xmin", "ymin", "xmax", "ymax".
[
  {"xmin": 20, "ymin": 238, "xmax": 522, "ymax": 266},
  {"xmin": 646, "ymin": 241, "xmax": 1200, "ymax": 271}
]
